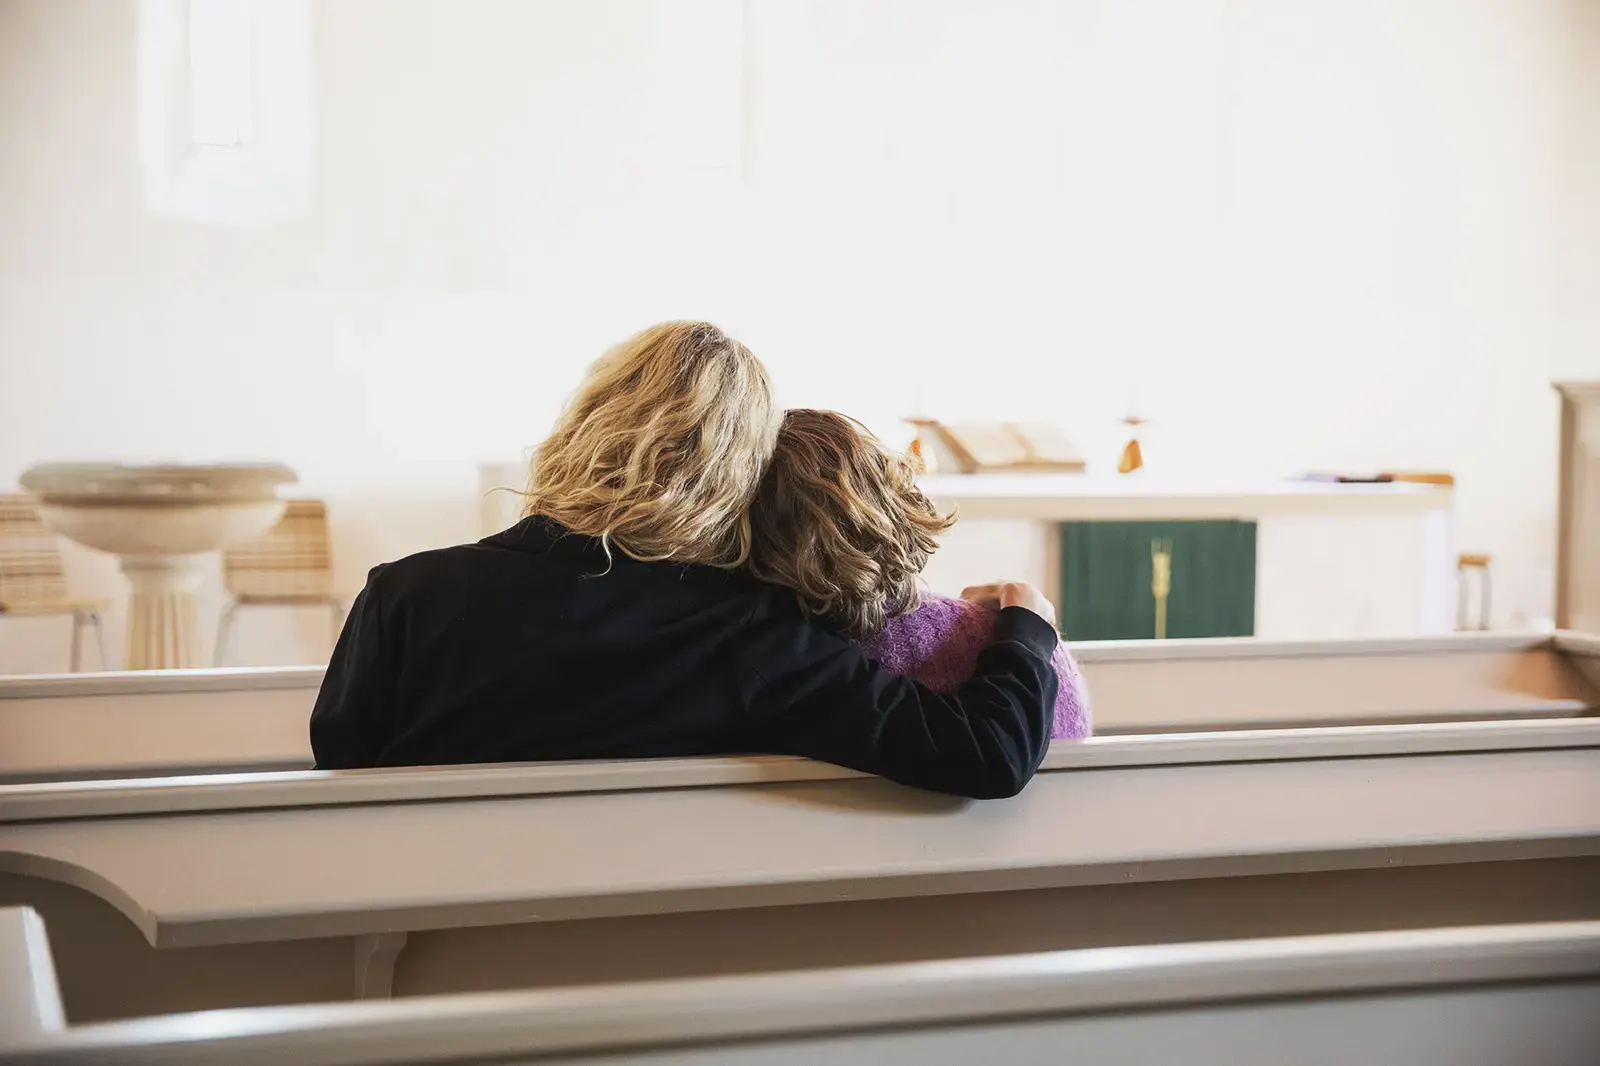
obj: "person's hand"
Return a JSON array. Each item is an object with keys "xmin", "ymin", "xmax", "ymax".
[{"xmin": 960, "ymin": 581, "xmax": 1057, "ymax": 628}]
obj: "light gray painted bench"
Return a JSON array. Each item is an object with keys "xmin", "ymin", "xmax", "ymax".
[
  {"xmin": 2, "ymin": 631, "xmax": 1595, "ymax": 783},
  {"xmin": 2, "ymin": 909, "xmax": 1595, "ymax": 1065},
  {"xmin": 2, "ymin": 718, "xmax": 1596, "ymax": 1021}
]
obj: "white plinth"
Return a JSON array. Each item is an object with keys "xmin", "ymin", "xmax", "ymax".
[
  {"xmin": 18, "ymin": 463, "xmax": 297, "ymax": 671},
  {"xmin": 912, "ymin": 475, "xmax": 1457, "ymax": 640},
  {"xmin": 118, "ymin": 555, "xmax": 205, "ymax": 671}
]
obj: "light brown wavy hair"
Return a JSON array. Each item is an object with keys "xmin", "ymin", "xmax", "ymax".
[
  {"xmin": 522, "ymin": 321, "xmax": 779, "ymax": 568},
  {"xmin": 749, "ymin": 409, "xmax": 955, "ymax": 640}
]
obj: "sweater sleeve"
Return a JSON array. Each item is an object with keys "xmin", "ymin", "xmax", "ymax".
[
  {"xmin": 309, "ymin": 566, "xmax": 395, "ymax": 769},
  {"xmin": 737, "ymin": 606, "xmax": 1060, "ymax": 799}
]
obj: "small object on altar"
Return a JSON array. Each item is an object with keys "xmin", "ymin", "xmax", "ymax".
[
  {"xmin": 1382, "ymin": 471, "xmax": 1456, "ymax": 486},
  {"xmin": 906, "ymin": 435, "xmax": 929, "ymax": 474},
  {"xmin": 1299, "ymin": 473, "xmax": 1394, "ymax": 484},
  {"xmin": 905, "ymin": 419, "xmax": 1085, "ymax": 474},
  {"xmin": 1117, "ymin": 415, "xmax": 1147, "ymax": 474},
  {"xmin": 1296, "ymin": 472, "xmax": 1455, "ymax": 486}
]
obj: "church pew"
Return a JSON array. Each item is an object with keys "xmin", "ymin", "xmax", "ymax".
[
  {"xmin": 1, "ymin": 631, "xmax": 1594, "ymax": 783},
  {"xmin": 3, "ymin": 914, "xmax": 1596, "ymax": 1065},
  {"xmin": 0, "ymin": 667, "xmax": 320, "ymax": 784},
  {"xmin": 0, "ymin": 718, "xmax": 1595, "ymax": 1022}
]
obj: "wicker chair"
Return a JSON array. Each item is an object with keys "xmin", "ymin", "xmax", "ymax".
[
  {"xmin": 0, "ymin": 494, "xmax": 109, "ymax": 672},
  {"xmin": 215, "ymin": 499, "xmax": 347, "ymax": 665}
]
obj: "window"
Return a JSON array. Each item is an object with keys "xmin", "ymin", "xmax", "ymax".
[
  {"xmin": 188, "ymin": 0, "xmax": 254, "ymax": 147},
  {"xmin": 137, "ymin": 0, "xmax": 313, "ymax": 225}
]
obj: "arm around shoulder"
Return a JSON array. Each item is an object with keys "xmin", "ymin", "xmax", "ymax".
[{"xmin": 739, "ymin": 605, "xmax": 1060, "ymax": 799}]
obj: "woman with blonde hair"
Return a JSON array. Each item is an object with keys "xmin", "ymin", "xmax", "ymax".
[{"xmin": 313, "ymin": 322, "xmax": 1059, "ymax": 798}]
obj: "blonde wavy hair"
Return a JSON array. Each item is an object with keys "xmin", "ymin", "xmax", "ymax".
[
  {"xmin": 522, "ymin": 321, "xmax": 778, "ymax": 568},
  {"xmin": 749, "ymin": 409, "xmax": 955, "ymax": 640}
]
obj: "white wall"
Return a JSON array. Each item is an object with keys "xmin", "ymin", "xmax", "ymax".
[{"xmin": 1, "ymin": 0, "xmax": 1597, "ymax": 671}]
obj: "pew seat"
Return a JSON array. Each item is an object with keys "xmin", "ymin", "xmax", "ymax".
[
  {"xmin": 2, "ymin": 908, "xmax": 1596, "ymax": 1065},
  {"xmin": 1, "ymin": 718, "xmax": 1595, "ymax": 1022}
]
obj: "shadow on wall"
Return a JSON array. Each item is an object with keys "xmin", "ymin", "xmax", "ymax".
[{"xmin": 0, "ymin": 487, "xmax": 482, "ymax": 675}]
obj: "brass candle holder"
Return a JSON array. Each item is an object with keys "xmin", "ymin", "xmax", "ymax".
[
  {"xmin": 1150, "ymin": 538, "xmax": 1173, "ymax": 640},
  {"xmin": 1119, "ymin": 415, "xmax": 1147, "ymax": 474}
]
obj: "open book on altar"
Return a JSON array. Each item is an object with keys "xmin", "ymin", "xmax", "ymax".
[{"xmin": 908, "ymin": 419, "xmax": 1087, "ymax": 474}]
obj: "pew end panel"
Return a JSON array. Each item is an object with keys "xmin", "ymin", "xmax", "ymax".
[
  {"xmin": 0, "ymin": 874, "xmax": 354, "ymax": 1023},
  {"xmin": 0, "ymin": 906, "xmax": 63, "ymax": 1039},
  {"xmin": 1555, "ymin": 630, "xmax": 1600, "ymax": 696}
]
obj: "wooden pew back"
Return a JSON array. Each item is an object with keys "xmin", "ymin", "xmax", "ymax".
[
  {"xmin": 0, "ymin": 668, "xmax": 318, "ymax": 784},
  {"xmin": 3, "ymin": 918, "xmax": 1596, "ymax": 1065},
  {"xmin": 2, "ymin": 632, "xmax": 1595, "ymax": 784},
  {"xmin": 1, "ymin": 719, "xmax": 1596, "ymax": 1022}
]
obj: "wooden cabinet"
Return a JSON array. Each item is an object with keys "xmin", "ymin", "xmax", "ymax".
[{"xmin": 1059, "ymin": 521, "xmax": 1256, "ymax": 640}]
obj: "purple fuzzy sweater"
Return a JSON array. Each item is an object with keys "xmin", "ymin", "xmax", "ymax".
[{"xmin": 861, "ymin": 596, "xmax": 1092, "ymax": 740}]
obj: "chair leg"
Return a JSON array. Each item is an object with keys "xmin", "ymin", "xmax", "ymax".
[
  {"xmin": 215, "ymin": 603, "xmax": 241, "ymax": 667},
  {"xmin": 70, "ymin": 611, "xmax": 84, "ymax": 673},
  {"xmin": 1478, "ymin": 569, "xmax": 1492, "ymax": 631},
  {"xmin": 89, "ymin": 610, "xmax": 109, "ymax": 670}
]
